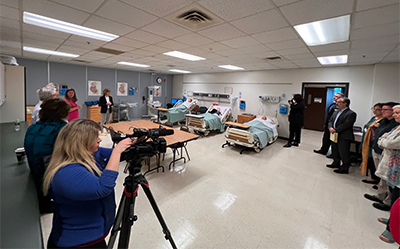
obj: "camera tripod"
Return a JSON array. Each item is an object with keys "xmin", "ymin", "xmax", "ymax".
[{"xmin": 108, "ymin": 160, "xmax": 177, "ymax": 249}]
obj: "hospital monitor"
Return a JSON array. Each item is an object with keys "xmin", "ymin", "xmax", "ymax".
[{"xmin": 171, "ymin": 98, "xmax": 178, "ymax": 104}]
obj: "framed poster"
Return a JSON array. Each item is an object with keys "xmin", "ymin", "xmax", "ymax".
[
  {"xmin": 154, "ymin": 86, "xmax": 161, "ymax": 97},
  {"xmin": 88, "ymin": 81, "xmax": 101, "ymax": 96},
  {"xmin": 117, "ymin": 82, "xmax": 128, "ymax": 96}
]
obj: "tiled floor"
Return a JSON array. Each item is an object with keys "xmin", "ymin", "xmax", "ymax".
[{"xmin": 41, "ymin": 128, "xmax": 397, "ymax": 248}]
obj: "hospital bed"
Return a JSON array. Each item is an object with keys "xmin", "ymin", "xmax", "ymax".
[
  {"xmin": 223, "ymin": 116, "xmax": 279, "ymax": 153},
  {"xmin": 185, "ymin": 104, "xmax": 232, "ymax": 136},
  {"xmin": 157, "ymin": 99, "xmax": 198, "ymax": 124}
]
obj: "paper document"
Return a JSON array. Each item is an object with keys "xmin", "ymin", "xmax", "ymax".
[{"xmin": 330, "ymin": 132, "xmax": 338, "ymax": 143}]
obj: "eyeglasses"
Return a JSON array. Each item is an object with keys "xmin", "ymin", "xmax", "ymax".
[{"xmin": 382, "ymin": 108, "xmax": 393, "ymax": 111}]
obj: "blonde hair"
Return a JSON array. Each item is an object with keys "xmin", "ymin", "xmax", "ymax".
[{"xmin": 43, "ymin": 119, "xmax": 102, "ymax": 195}]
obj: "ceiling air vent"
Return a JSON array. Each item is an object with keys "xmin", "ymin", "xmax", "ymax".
[
  {"xmin": 165, "ymin": 3, "xmax": 223, "ymax": 31},
  {"xmin": 94, "ymin": 47, "xmax": 125, "ymax": 55}
]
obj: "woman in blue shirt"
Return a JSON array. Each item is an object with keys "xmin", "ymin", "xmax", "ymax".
[{"xmin": 43, "ymin": 119, "xmax": 134, "ymax": 248}]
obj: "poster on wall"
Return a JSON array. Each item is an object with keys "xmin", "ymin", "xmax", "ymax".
[
  {"xmin": 117, "ymin": 82, "xmax": 128, "ymax": 96},
  {"xmin": 154, "ymin": 86, "xmax": 161, "ymax": 97},
  {"xmin": 88, "ymin": 81, "xmax": 101, "ymax": 96}
]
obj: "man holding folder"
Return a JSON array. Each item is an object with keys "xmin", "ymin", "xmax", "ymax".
[{"xmin": 326, "ymin": 97, "xmax": 357, "ymax": 174}]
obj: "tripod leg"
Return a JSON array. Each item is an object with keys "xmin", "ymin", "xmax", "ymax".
[
  {"xmin": 140, "ymin": 181, "xmax": 177, "ymax": 249},
  {"xmin": 108, "ymin": 192, "xmax": 127, "ymax": 248},
  {"xmin": 117, "ymin": 186, "xmax": 138, "ymax": 248}
]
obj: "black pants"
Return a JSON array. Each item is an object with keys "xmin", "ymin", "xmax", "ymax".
[
  {"xmin": 331, "ymin": 139, "xmax": 351, "ymax": 170},
  {"xmin": 48, "ymin": 239, "xmax": 107, "ymax": 249},
  {"xmin": 288, "ymin": 123, "xmax": 301, "ymax": 144},
  {"xmin": 318, "ymin": 127, "xmax": 331, "ymax": 154},
  {"xmin": 367, "ymin": 157, "xmax": 379, "ymax": 180}
]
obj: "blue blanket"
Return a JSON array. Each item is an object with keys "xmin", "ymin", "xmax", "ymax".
[
  {"xmin": 160, "ymin": 105, "xmax": 188, "ymax": 123},
  {"xmin": 244, "ymin": 120, "xmax": 274, "ymax": 148},
  {"xmin": 201, "ymin": 113, "xmax": 225, "ymax": 132}
]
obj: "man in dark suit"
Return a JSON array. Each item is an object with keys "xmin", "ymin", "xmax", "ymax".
[
  {"xmin": 314, "ymin": 92, "xmax": 344, "ymax": 155},
  {"xmin": 326, "ymin": 97, "xmax": 357, "ymax": 174}
]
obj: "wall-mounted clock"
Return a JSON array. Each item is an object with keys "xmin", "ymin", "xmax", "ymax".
[{"xmin": 156, "ymin": 77, "xmax": 162, "ymax": 84}]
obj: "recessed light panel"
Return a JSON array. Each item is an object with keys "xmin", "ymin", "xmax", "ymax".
[
  {"xmin": 117, "ymin": 62, "xmax": 150, "ymax": 68},
  {"xmin": 23, "ymin": 12, "xmax": 119, "ymax": 42},
  {"xmin": 218, "ymin": 65, "xmax": 244, "ymax": 70},
  {"xmin": 294, "ymin": 15, "xmax": 350, "ymax": 46},
  {"xmin": 163, "ymin": 51, "xmax": 205, "ymax": 61},
  {"xmin": 23, "ymin": 46, "xmax": 79, "ymax": 57},
  {"xmin": 169, "ymin": 69, "xmax": 191, "ymax": 73},
  {"xmin": 317, "ymin": 55, "xmax": 348, "ymax": 65}
]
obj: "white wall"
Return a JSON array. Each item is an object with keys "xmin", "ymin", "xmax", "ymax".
[
  {"xmin": 0, "ymin": 65, "xmax": 25, "ymax": 123},
  {"xmin": 173, "ymin": 63, "xmax": 399, "ymax": 138},
  {"xmin": 0, "ymin": 62, "xmax": 5, "ymax": 106}
]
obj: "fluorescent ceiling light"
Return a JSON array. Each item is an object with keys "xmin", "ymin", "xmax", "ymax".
[
  {"xmin": 23, "ymin": 12, "xmax": 119, "ymax": 42},
  {"xmin": 218, "ymin": 65, "xmax": 244, "ymax": 70},
  {"xmin": 23, "ymin": 46, "xmax": 79, "ymax": 58},
  {"xmin": 294, "ymin": 15, "xmax": 350, "ymax": 46},
  {"xmin": 169, "ymin": 69, "xmax": 191, "ymax": 74},
  {"xmin": 118, "ymin": 62, "xmax": 150, "ymax": 68},
  {"xmin": 163, "ymin": 51, "xmax": 205, "ymax": 61},
  {"xmin": 317, "ymin": 55, "xmax": 348, "ymax": 65}
]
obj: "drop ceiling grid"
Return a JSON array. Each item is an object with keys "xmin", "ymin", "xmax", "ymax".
[{"xmin": 198, "ymin": 0, "xmax": 275, "ymax": 22}]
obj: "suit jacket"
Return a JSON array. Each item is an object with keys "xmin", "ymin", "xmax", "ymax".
[
  {"xmin": 328, "ymin": 108, "xmax": 357, "ymax": 141},
  {"xmin": 325, "ymin": 102, "xmax": 337, "ymax": 126},
  {"xmin": 99, "ymin": 96, "xmax": 113, "ymax": 113}
]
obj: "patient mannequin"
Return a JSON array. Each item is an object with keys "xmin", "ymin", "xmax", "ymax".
[
  {"xmin": 187, "ymin": 99, "xmax": 192, "ymax": 102},
  {"xmin": 261, "ymin": 116, "xmax": 267, "ymax": 120}
]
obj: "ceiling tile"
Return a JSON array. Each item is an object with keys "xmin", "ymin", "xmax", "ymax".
[
  {"xmin": 0, "ymin": 45, "xmax": 22, "ymax": 56},
  {"xmin": 174, "ymin": 33, "xmax": 214, "ymax": 46},
  {"xmin": 67, "ymin": 35, "xmax": 108, "ymax": 47},
  {"xmin": 279, "ymin": 0, "xmax": 353, "ymax": 25},
  {"xmin": 199, "ymin": 0, "xmax": 274, "ymax": 21},
  {"xmin": 22, "ymin": 0, "xmax": 90, "ymax": 24},
  {"xmin": 0, "ymin": 39, "xmax": 21, "ymax": 49},
  {"xmin": 354, "ymin": 4, "xmax": 400, "ymax": 29},
  {"xmin": 119, "ymin": 0, "xmax": 194, "ymax": 17},
  {"xmin": 252, "ymin": 27, "xmax": 299, "ymax": 44},
  {"xmin": 84, "ymin": 16, "xmax": 134, "ymax": 36},
  {"xmin": 237, "ymin": 44, "xmax": 271, "ymax": 54},
  {"xmin": 23, "ymin": 38, "xmax": 60, "ymax": 50},
  {"xmin": 142, "ymin": 19, "xmax": 192, "ymax": 39},
  {"xmin": 198, "ymin": 23, "xmax": 246, "ymax": 41},
  {"xmin": 112, "ymin": 37, "xmax": 148, "ymax": 49},
  {"xmin": 352, "ymin": 22, "xmax": 399, "ymax": 41},
  {"xmin": 271, "ymin": 0, "xmax": 303, "ymax": 7},
  {"xmin": 276, "ymin": 47, "xmax": 310, "ymax": 56},
  {"xmin": 156, "ymin": 40, "xmax": 190, "ymax": 50},
  {"xmin": 221, "ymin": 36, "xmax": 260, "ymax": 49},
  {"xmin": 231, "ymin": 9, "xmax": 289, "ymax": 35},
  {"xmin": 0, "ymin": 21, "xmax": 20, "ymax": 33},
  {"xmin": 22, "ymin": 23, "xmax": 71, "ymax": 39},
  {"xmin": 95, "ymin": 0, "xmax": 157, "ymax": 28},
  {"xmin": 124, "ymin": 30, "xmax": 167, "ymax": 44},
  {"xmin": 1, "ymin": 0, "xmax": 19, "ymax": 8},
  {"xmin": 0, "ymin": 5, "xmax": 19, "ymax": 21},
  {"xmin": 309, "ymin": 42, "xmax": 350, "ymax": 53},
  {"xmin": 101, "ymin": 43, "xmax": 134, "ymax": 53},
  {"xmin": 50, "ymin": 0, "xmax": 105, "ymax": 13},
  {"xmin": 141, "ymin": 44, "xmax": 170, "ymax": 54},
  {"xmin": 356, "ymin": 0, "xmax": 399, "ymax": 11},
  {"xmin": 267, "ymin": 39, "xmax": 305, "ymax": 50}
]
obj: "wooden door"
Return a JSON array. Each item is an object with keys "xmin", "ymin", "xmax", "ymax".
[{"xmin": 303, "ymin": 87, "xmax": 327, "ymax": 131}]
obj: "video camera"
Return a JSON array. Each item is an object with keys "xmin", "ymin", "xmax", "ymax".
[{"xmin": 112, "ymin": 128, "xmax": 174, "ymax": 162}]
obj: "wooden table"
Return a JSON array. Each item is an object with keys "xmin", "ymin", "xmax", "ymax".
[{"xmin": 104, "ymin": 120, "xmax": 199, "ymax": 173}]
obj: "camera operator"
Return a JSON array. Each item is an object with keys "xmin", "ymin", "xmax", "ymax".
[
  {"xmin": 42, "ymin": 119, "xmax": 136, "ymax": 248},
  {"xmin": 283, "ymin": 94, "xmax": 305, "ymax": 148}
]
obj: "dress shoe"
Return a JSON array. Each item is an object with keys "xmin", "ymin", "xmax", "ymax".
[
  {"xmin": 283, "ymin": 143, "xmax": 291, "ymax": 148},
  {"xmin": 313, "ymin": 150, "xmax": 325, "ymax": 155},
  {"xmin": 292, "ymin": 142, "xmax": 299, "ymax": 147},
  {"xmin": 326, "ymin": 154, "xmax": 333, "ymax": 159},
  {"xmin": 334, "ymin": 168, "xmax": 349, "ymax": 174},
  {"xmin": 364, "ymin": 194, "xmax": 383, "ymax": 203},
  {"xmin": 362, "ymin": 179, "xmax": 380, "ymax": 184},
  {"xmin": 326, "ymin": 164, "xmax": 340, "ymax": 168},
  {"xmin": 373, "ymin": 202, "xmax": 391, "ymax": 211}
]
